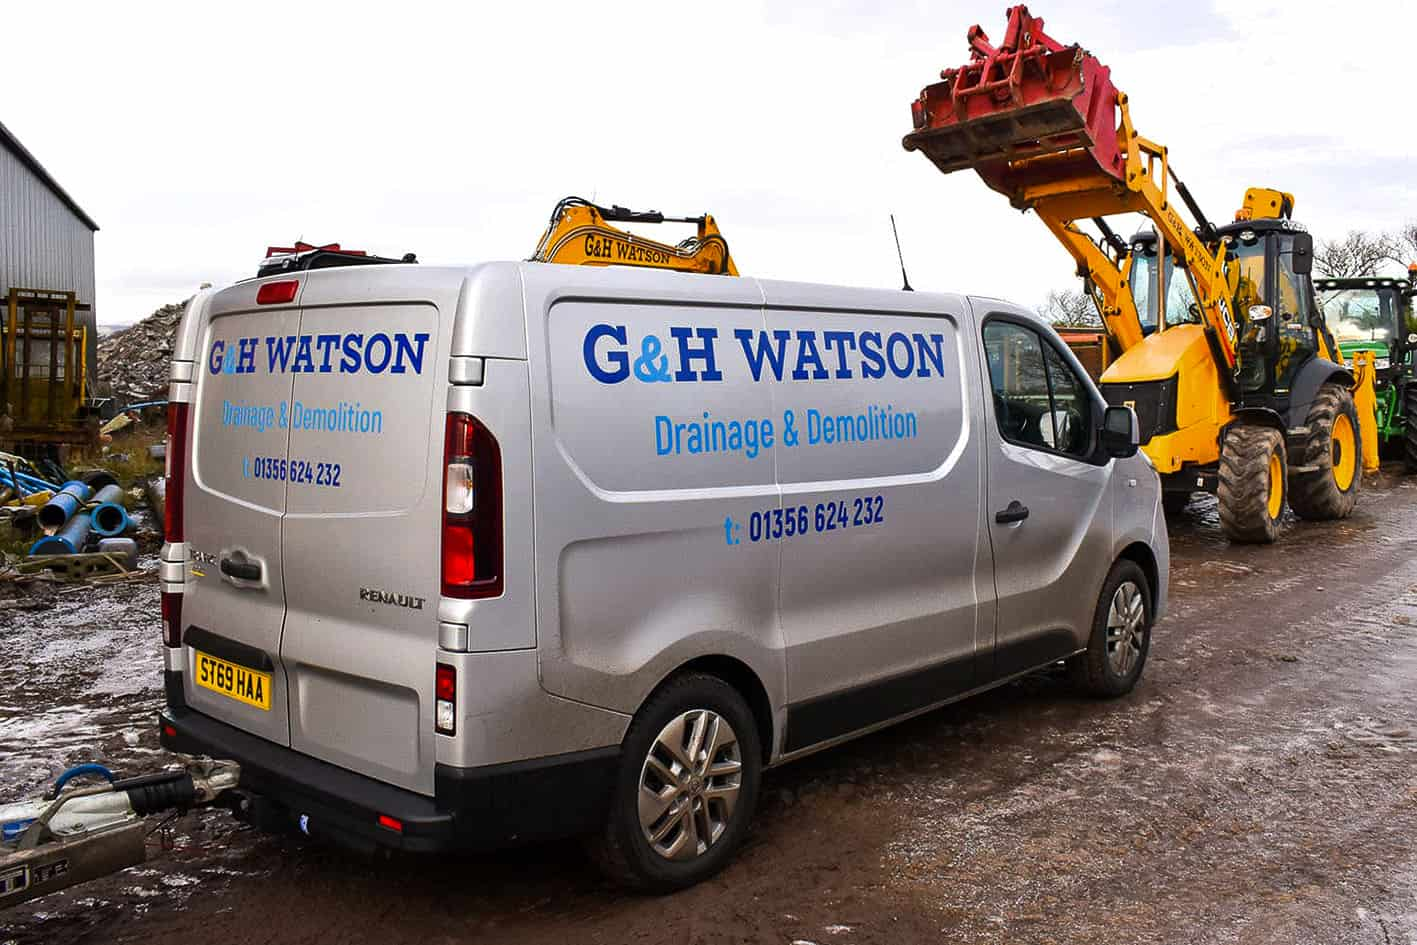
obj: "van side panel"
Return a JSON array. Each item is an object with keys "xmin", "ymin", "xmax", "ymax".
[
  {"xmin": 523, "ymin": 265, "xmax": 787, "ymax": 724},
  {"xmin": 751, "ymin": 285, "xmax": 984, "ymax": 751},
  {"xmin": 970, "ymin": 301, "xmax": 1116, "ymax": 674}
]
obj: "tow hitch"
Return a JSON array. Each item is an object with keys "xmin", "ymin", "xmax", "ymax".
[{"xmin": 0, "ymin": 758, "xmax": 239, "ymax": 910}]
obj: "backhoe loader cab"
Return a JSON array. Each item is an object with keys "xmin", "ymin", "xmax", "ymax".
[
  {"xmin": 1107, "ymin": 219, "xmax": 1326, "ymax": 428},
  {"xmin": 1315, "ymin": 274, "xmax": 1417, "ymax": 466},
  {"xmin": 1126, "ymin": 230, "xmax": 1203, "ymax": 334},
  {"xmin": 1102, "ymin": 216, "xmax": 1371, "ymax": 536}
]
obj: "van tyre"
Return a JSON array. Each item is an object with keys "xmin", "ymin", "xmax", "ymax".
[
  {"xmin": 1404, "ymin": 384, "xmax": 1417, "ymax": 473},
  {"xmin": 1289, "ymin": 383, "xmax": 1361, "ymax": 520},
  {"xmin": 1069, "ymin": 559, "xmax": 1152, "ymax": 697},
  {"xmin": 589, "ymin": 673, "xmax": 762, "ymax": 893},
  {"xmin": 1217, "ymin": 425, "xmax": 1286, "ymax": 544}
]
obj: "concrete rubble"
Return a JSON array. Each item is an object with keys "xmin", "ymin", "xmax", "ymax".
[{"xmin": 95, "ymin": 299, "xmax": 190, "ymax": 407}]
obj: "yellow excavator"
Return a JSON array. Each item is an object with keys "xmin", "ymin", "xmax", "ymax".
[
  {"xmin": 903, "ymin": 5, "xmax": 1377, "ymax": 542},
  {"xmin": 530, "ymin": 196, "xmax": 738, "ymax": 276}
]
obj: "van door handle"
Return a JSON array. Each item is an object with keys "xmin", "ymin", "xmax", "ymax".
[
  {"xmin": 220, "ymin": 558, "xmax": 262, "ymax": 582},
  {"xmin": 995, "ymin": 501, "xmax": 1030, "ymax": 525}
]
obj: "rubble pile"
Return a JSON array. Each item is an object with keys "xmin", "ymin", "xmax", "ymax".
[{"xmin": 96, "ymin": 298, "xmax": 190, "ymax": 406}]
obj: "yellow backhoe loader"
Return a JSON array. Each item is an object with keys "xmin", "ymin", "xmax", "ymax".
[{"xmin": 903, "ymin": 5, "xmax": 1377, "ymax": 542}]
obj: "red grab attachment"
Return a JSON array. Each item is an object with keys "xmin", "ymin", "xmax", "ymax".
[{"xmin": 903, "ymin": 5, "xmax": 1122, "ymax": 186}]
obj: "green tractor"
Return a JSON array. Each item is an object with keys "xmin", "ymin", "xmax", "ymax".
[{"xmin": 1315, "ymin": 269, "xmax": 1417, "ymax": 468}]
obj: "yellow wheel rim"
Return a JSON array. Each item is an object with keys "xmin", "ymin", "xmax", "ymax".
[
  {"xmin": 1332, "ymin": 412, "xmax": 1356, "ymax": 492},
  {"xmin": 1267, "ymin": 451, "xmax": 1284, "ymax": 519}
]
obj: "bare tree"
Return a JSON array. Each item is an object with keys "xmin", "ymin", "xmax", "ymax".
[
  {"xmin": 1314, "ymin": 230, "xmax": 1396, "ymax": 278},
  {"xmin": 1387, "ymin": 222, "xmax": 1417, "ymax": 269},
  {"xmin": 1039, "ymin": 288, "xmax": 1100, "ymax": 328}
]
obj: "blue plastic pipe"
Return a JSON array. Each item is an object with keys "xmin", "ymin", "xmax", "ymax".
[
  {"xmin": 29, "ymin": 512, "xmax": 93, "ymax": 555},
  {"xmin": 37, "ymin": 481, "xmax": 93, "ymax": 529},
  {"xmin": 0, "ymin": 469, "xmax": 58, "ymax": 494},
  {"xmin": 90, "ymin": 484, "xmax": 130, "ymax": 537}
]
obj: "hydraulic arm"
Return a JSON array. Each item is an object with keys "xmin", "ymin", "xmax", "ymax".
[
  {"xmin": 902, "ymin": 5, "xmax": 1237, "ymax": 371},
  {"xmin": 530, "ymin": 197, "xmax": 738, "ymax": 276}
]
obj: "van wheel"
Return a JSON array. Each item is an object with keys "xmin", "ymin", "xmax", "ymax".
[
  {"xmin": 1288, "ymin": 383, "xmax": 1361, "ymax": 520},
  {"xmin": 588, "ymin": 674, "xmax": 762, "ymax": 893},
  {"xmin": 1069, "ymin": 560, "xmax": 1152, "ymax": 698}
]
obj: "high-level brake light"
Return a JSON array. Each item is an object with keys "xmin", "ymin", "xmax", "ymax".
[{"xmin": 255, "ymin": 280, "xmax": 299, "ymax": 305}]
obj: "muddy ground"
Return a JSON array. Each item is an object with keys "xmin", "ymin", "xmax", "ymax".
[{"xmin": 6, "ymin": 470, "xmax": 1417, "ymax": 945}]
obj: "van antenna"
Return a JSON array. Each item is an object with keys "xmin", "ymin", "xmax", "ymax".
[{"xmin": 891, "ymin": 214, "xmax": 914, "ymax": 292}]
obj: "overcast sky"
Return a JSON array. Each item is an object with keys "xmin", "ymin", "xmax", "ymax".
[{"xmin": 6, "ymin": 0, "xmax": 1415, "ymax": 325}]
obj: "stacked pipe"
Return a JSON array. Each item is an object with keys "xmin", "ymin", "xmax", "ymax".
[
  {"xmin": 90, "ymin": 485, "xmax": 131, "ymax": 538},
  {"xmin": 25, "ymin": 479, "xmax": 133, "ymax": 556},
  {"xmin": 30, "ymin": 482, "xmax": 95, "ymax": 556}
]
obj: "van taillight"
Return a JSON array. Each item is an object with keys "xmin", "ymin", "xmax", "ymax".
[
  {"xmin": 435, "ymin": 663, "xmax": 456, "ymax": 735},
  {"xmin": 165, "ymin": 402, "xmax": 189, "ymax": 543},
  {"xmin": 161, "ymin": 591, "xmax": 182, "ymax": 648},
  {"xmin": 441, "ymin": 413, "xmax": 502, "ymax": 599}
]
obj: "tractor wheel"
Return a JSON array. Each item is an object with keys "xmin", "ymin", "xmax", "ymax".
[
  {"xmin": 1288, "ymin": 383, "xmax": 1361, "ymax": 520},
  {"xmin": 1404, "ymin": 384, "xmax": 1417, "ymax": 473},
  {"xmin": 1217, "ymin": 425, "xmax": 1286, "ymax": 544}
]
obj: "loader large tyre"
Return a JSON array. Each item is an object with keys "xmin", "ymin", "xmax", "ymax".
[
  {"xmin": 1288, "ymin": 383, "xmax": 1361, "ymax": 521},
  {"xmin": 1404, "ymin": 385, "xmax": 1417, "ymax": 473},
  {"xmin": 1217, "ymin": 425, "xmax": 1286, "ymax": 544}
]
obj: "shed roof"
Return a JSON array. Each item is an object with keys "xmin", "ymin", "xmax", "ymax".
[{"xmin": 0, "ymin": 118, "xmax": 99, "ymax": 232}]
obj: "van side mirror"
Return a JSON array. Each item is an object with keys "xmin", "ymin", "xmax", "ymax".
[
  {"xmin": 1291, "ymin": 232, "xmax": 1313, "ymax": 276},
  {"xmin": 1100, "ymin": 405, "xmax": 1140, "ymax": 459}
]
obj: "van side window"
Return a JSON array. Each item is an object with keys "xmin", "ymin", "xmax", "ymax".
[
  {"xmin": 983, "ymin": 322, "xmax": 1052, "ymax": 450},
  {"xmin": 1039, "ymin": 341, "xmax": 1092, "ymax": 457},
  {"xmin": 983, "ymin": 321, "xmax": 1092, "ymax": 458}
]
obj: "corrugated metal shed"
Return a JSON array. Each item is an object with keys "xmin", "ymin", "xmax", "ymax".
[{"xmin": 0, "ymin": 119, "xmax": 100, "ymax": 385}]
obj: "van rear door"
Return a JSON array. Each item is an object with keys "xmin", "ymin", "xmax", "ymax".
[
  {"xmin": 183, "ymin": 280, "xmax": 301, "ymax": 747},
  {"xmin": 277, "ymin": 267, "xmax": 452, "ymax": 794}
]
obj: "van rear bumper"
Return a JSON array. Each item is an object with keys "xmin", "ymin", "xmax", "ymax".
[{"xmin": 159, "ymin": 688, "xmax": 619, "ymax": 854}]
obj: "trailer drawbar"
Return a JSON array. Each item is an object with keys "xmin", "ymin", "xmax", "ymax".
[{"xmin": 0, "ymin": 759, "xmax": 240, "ymax": 910}]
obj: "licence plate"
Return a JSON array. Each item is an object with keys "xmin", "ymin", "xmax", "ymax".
[{"xmin": 195, "ymin": 650, "xmax": 272, "ymax": 711}]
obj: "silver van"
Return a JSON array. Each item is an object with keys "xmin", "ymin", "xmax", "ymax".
[{"xmin": 157, "ymin": 259, "xmax": 1167, "ymax": 891}]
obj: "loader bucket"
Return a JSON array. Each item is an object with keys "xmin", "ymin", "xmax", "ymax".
[{"xmin": 903, "ymin": 6, "xmax": 1123, "ymax": 187}]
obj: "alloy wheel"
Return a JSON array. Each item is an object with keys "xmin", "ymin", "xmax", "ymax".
[
  {"xmin": 1105, "ymin": 580, "xmax": 1146, "ymax": 677},
  {"xmin": 638, "ymin": 709, "xmax": 743, "ymax": 861}
]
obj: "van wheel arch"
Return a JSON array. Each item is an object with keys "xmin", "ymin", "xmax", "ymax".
[
  {"xmin": 645, "ymin": 656, "xmax": 775, "ymax": 766},
  {"xmin": 1117, "ymin": 542, "xmax": 1158, "ymax": 612}
]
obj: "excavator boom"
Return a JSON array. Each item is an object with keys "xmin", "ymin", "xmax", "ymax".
[{"xmin": 530, "ymin": 197, "xmax": 738, "ymax": 276}]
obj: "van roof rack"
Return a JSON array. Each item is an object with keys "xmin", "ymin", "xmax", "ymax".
[{"xmin": 256, "ymin": 242, "xmax": 417, "ymax": 278}]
